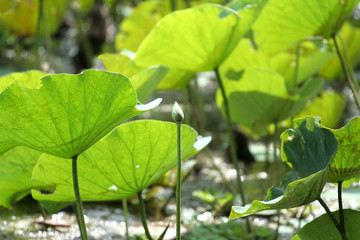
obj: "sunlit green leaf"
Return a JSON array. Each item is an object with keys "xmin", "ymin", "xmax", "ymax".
[
  {"xmin": 135, "ymin": 4, "xmax": 244, "ymax": 71},
  {"xmin": 220, "ymin": 39, "xmax": 333, "ymax": 86},
  {"xmin": 295, "ymin": 92, "xmax": 345, "ymax": 128},
  {"xmin": 229, "ymin": 117, "xmax": 338, "ymax": 219},
  {"xmin": 216, "ymin": 68, "xmax": 324, "ymax": 136},
  {"xmin": 115, "ymin": 0, "xmax": 222, "ymax": 52},
  {"xmin": 0, "ymin": 147, "xmax": 49, "ymax": 208},
  {"xmin": 0, "ymin": 70, "xmax": 47, "ymax": 91},
  {"xmin": 0, "ymin": 70, "xmax": 49, "ymax": 155},
  {"xmin": 253, "ymin": 0, "xmax": 359, "ymax": 53},
  {"xmin": 131, "ymin": 65, "xmax": 168, "ymax": 103},
  {"xmin": 99, "ymin": 53, "xmax": 194, "ymax": 90},
  {"xmin": 326, "ymin": 117, "xmax": 360, "ymax": 184},
  {"xmin": 98, "ymin": 53, "xmax": 142, "ymax": 78},
  {"xmin": 0, "ymin": 70, "xmax": 160, "ymax": 158},
  {"xmin": 292, "ymin": 209, "xmax": 360, "ymax": 240},
  {"xmin": 31, "ymin": 120, "xmax": 211, "ymax": 202}
]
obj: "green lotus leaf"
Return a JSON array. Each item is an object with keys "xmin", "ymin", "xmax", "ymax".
[
  {"xmin": 326, "ymin": 117, "xmax": 360, "ymax": 184},
  {"xmin": 131, "ymin": 65, "xmax": 168, "ymax": 103},
  {"xmin": 0, "ymin": 0, "xmax": 69, "ymax": 37},
  {"xmin": 295, "ymin": 92, "xmax": 345, "ymax": 128},
  {"xmin": 98, "ymin": 53, "xmax": 142, "ymax": 78},
  {"xmin": 0, "ymin": 70, "xmax": 161, "ymax": 159},
  {"xmin": 216, "ymin": 68, "xmax": 324, "ymax": 136},
  {"xmin": 31, "ymin": 120, "xmax": 211, "ymax": 202},
  {"xmin": 226, "ymin": 0, "xmax": 267, "ymax": 30},
  {"xmin": 0, "ymin": 146, "xmax": 50, "ymax": 208},
  {"xmin": 114, "ymin": 0, "xmax": 222, "ymax": 52},
  {"xmin": 253, "ymin": 0, "xmax": 359, "ymax": 53},
  {"xmin": 0, "ymin": 70, "xmax": 48, "ymax": 91},
  {"xmin": 229, "ymin": 117, "xmax": 338, "ymax": 219},
  {"xmin": 292, "ymin": 209, "xmax": 360, "ymax": 240},
  {"xmin": 0, "ymin": 70, "xmax": 49, "ymax": 155},
  {"xmin": 220, "ymin": 39, "xmax": 332, "ymax": 86},
  {"xmin": 99, "ymin": 53, "xmax": 194, "ymax": 90},
  {"xmin": 134, "ymin": 4, "xmax": 244, "ymax": 72}
]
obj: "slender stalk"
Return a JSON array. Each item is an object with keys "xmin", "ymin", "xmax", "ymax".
[
  {"xmin": 273, "ymin": 121, "xmax": 278, "ymax": 163},
  {"xmin": 122, "ymin": 199, "xmax": 129, "ymax": 240},
  {"xmin": 338, "ymin": 34, "xmax": 360, "ymax": 91},
  {"xmin": 170, "ymin": 0, "xmax": 176, "ymax": 11},
  {"xmin": 176, "ymin": 122, "xmax": 182, "ymax": 240},
  {"xmin": 332, "ymin": 34, "xmax": 360, "ymax": 109},
  {"xmin": 38, "ymin": 201, "xmax": 48, "ymax": 220},
  {"xmin": 338, "ymin": 181, "xmax": 345, "ymax": 234},
  {"xmin": 42, "ymin": 2, "xmax": 55, "ymax": 71},
  {"xmin": 72, "ymin": 156, "xmax": 89, "ymax": 240},
  {"xmin": 35, "ymin": 0, "xmax": 44, "ymax": 69},
  {"xmin": 214, "ymin": 67, "xmax": 251, "ymax": 233},
  {"xmin": 137, "ymin": 191, "xmax": 153, "ymax": 240},
  {"xmin": 317, "ymin": 197, "xmax": 347, "ymax": 240},
  {"xmin": 289, "ymin": 43, "xmax": 301, "ymax": 93}
]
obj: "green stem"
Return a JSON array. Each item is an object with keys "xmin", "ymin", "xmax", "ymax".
[
  {"xmin": 214, "ymin": 67, "xmax": 251, "ymax": 233},
  {"xmin": 338, "ymin": 181, "xmax": 345, "ymax": 235},
  {"xmin": 122, "ymin": 199, "xmax": 129, "ymax": 240},
  {"xmin": 273, "ymin": 121, "xmax": 278, "ymax": 163},
  {"xmin": 137, "ymin": 191, "xmax": 153, "ymax": 240},
  {"xmin": 72, "ymin": 156, "xmax": 89, "ymax": 240},
  {"xmin": 38, "ymin": 201, "xmax": 48, "ymax": 220},
  {"xmin": 176, "ymin": 122, "xmax": 182, "ymax": 240},
  {"xmin": 170, "ymin": 0, "xmax": 176, "ymax": 11},
  {"xmin": 317, "ymin": 197, "xmax": 347, "ymax": 240},
  {"xmin": 42, "ymin": 2, "xmax": 55, "ymax": 71},
  {"xmin": 338, "ymin": 34, "xmax": 360, "ymax": 91},
  {"xmin": 35, "ymin": 0, "xmax": 44, "ymax": 69},
  {"xmin": 289, "ymin": 43, "xmax": 301, "ymax": 93},
  {"xmin": 332, "ymin": 34, "xmax": 360, "ymax": 109}
]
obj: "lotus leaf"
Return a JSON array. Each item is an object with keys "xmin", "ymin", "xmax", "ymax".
[
  {"xmin": 253, "ymin": 0, "xmax": 360, "ymax": 53},
  {"xmin": 99, "ymin": 53, "xmax": 194, "ymax": 90},
  {"xmin": 292, "ymin": 210, "xmax": 360, "ymax": 240},
  {"xmin": 134, "ymin": 4, "xmax": 244, "ymax": 72},
  {"xmin": 326, "ymin": 117, "xmax": 360, "ymax": 184},
  {"xmin": 32, "ymin": 120, "xmax": 211, "ymax": 202},
  {"xmin": 0, "ymin": 70, "xmax": 160, "ymax": 158},
  {"xmin": 0, "ymin": 147, "xmax": 49, "ymax": 208},
  {"xmin": 216, "ymin": 68, "xmax": 324, "ymax": 136},
  {"xmin": 229, "ymin": 117, "xmax": 338, "ymax": 219}
]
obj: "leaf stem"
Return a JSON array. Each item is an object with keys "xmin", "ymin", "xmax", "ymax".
[
  {"xmin": 72, "ymin": 156, "xmax": 89, "ymax": 240},
  {"xmin": 35, "ymin": 0, "xmax": 44, "ymax": 69},
  {"xmin": 289, "ymin": 43, "xmax": 301, "ymax": 93},
  {"xmin": 137, "ymin": 191, "xmax": 153, "ymax": 240},
  {"xmin": 214, "ymin": 67, "xmax": 251, "ymax": 233},
  {"xmin": 317, "ymin": 197, "xmax": 347, "ymax": 240},
  {"xmin": 176, "ymin": 122, "xmax": 182, "ymax": 240},
  {"xmin": 170, "ymin": 0, "xmax": 176, "ymax": 11},
  {"xmin": 122, "ymin": 199, "xmax": 129, "ymax": 240},
  {"xmin": 338, "ymin": 181, "xmax": 345, "ymax": 235},
  {"xmin": 332, "ymin": 34, "xmax": 360, "ymax": 109}
]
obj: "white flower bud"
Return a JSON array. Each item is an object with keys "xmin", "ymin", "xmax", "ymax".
[{"xmin": 172, "ymin": 101, "xmax": 184, "ymax": 123}]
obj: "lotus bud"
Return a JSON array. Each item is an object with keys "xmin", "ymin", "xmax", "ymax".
[{"xmin": 172, "ymin": 101, "xmax": 184, "ymax": 123}]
